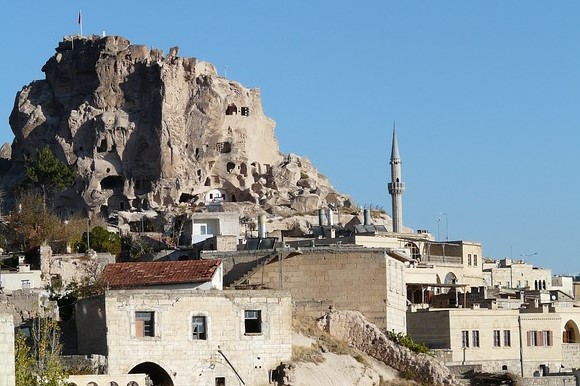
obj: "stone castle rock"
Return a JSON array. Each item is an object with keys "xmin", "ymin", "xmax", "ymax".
[{"xmin": 3, "ymin": 35, "xmax": 351, "ymax": 217}]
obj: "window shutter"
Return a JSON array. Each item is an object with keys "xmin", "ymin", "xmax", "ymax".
[
  {"xmin": 527, "ymin": 331, "xmax": 531, "ymax": 346},
  {"xmin": 537, "ymin": 331, "xmax": 543, "ymax": 346},
  {"xmin": 136, "ymin": 320, "xmax": 144, "ymax": 337},
  {"xmin": 548, "ymin": 331, "xmax": 553, "ymax": 346}
]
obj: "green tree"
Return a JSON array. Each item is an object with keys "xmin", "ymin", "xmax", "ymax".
[
  {"xmin": 25, "ymin": 146, "xmax": 76, "ymax": 201},
  {"xmin": 9, "ymin": 190, "xmax": 63, "ymax": 251},
  {"xmin": 15, "ymin": 332, "xmax": 35, "ymax": 386},
  {"xmin": 15, "ymin": 317, "xmax": 67, "ymax": 386},
  {"xmin": 78, "ymin": 226, "xmax": 122, "ymax": 256}
]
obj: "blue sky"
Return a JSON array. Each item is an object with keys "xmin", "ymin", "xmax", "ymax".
[{"xmin": 1, "ymin": 2, "xmax": 579, "ymax": 274}]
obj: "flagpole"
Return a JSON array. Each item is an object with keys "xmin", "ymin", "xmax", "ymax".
[{"xmin": 79, "ymin": 10, "xmax": 83, "ymax": 36}]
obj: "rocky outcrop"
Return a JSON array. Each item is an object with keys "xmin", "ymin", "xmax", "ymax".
[
  {"xmin": 318, "ymin": 309, "xmax": 460, "ymax": 386},
  {"xmin": 4, "ymin": 35, "xmax": 351, "ymax": 217}
]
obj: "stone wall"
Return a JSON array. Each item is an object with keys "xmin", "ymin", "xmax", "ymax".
[
  {"xmin": 98, "ymin": 289, "xmax": 292, "ymax": 386},
  {"xmin": 0, "ymin": 313, "xmax": 15, "ymax": 386},
  {"xmin": 519, "ymin": 375, "xmax": 577, "ymax": 386},
  {"xmin": 245, "ymin": 248, "xmax": 408, "ymax": 332},
  {"xmin": 562, "ymin": 343, "xmax": 580, "ymax": 368},
  {"xmin": 40, "ymin": 246, "xmax": 114, "ymax": 288},
  {"xmin": 67, "ymin": 373, "xmax": 147, "ymax": 386},
  {"xmin": 0, "ymin": 290, "xmax": 57, "ymax": 326},
  {"xmin": 318, "ymin": 309, "xmax": 460, "ymax": 385}
]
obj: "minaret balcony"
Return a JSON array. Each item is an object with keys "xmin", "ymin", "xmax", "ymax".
[{"xmin": 388, "ymin": 181, "xmax": 405, "ymax": 194}]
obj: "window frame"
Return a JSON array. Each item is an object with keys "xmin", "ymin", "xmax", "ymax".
[
  {"xmin": 472, "ymin": 330, "xmax": 480, "ymax": 348},
  {"xmin": 461, "ymin": 330, "xmax": 469, "ymax": 348},
  {"xmin": 244, "ymin": 310, "xmax": 262, "ymax": 335},
  {"xmin": 504, "ymin": 330, "xmax": 511, "ymax": 347},
  {"xmin": 135, "ymin": 311, "xmax": 155, "ymax": 337},
  {"xmin": 493, "ymin": 330, "xmax": 501, "ymax": 347},
  {"xmin": 192, "ymin": 315, "xmax": 207, "ymax": 340}
]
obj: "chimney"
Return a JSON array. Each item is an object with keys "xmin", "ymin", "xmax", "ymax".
[
  {"xmin": 363, "ymin": 209, "xmax": 371, "ymax": 226},
  {"xmin": 258, "ymin": 215, "xmax": 267, "ymax": 238},
  {"xmin": 318, "ymin": 209, "xmax": 326, "ymax": 227},
  {"xmin": 327, "ymin": 209, "xmax": 334, "ymax": 227}
]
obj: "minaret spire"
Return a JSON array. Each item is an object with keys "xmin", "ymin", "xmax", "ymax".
[{"xmin": 388, "ymin": 122, "xmax": 405, "ymax": 233}]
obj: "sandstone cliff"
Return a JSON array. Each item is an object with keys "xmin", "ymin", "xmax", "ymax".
[{"xmin": 4, "ymin": 35, "xmax": 351, "ymax": 218}]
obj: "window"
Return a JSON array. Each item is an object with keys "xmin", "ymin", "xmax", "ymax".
[
  {"xmin": 468, "ymin": 254, "xmax": 472, "ymax": 266},
  {"xmin": 21, "ymin": 280, "xmax": 31, "ymax": 289},
  {"xmin": 527, "ymin": 330, "xmax": 552, "ymax": 346},
  {"xmin": 244, "ymin": 310, "xmax": 262, "ymax": 334},
  {"xmin": 504, "ymin": 330, "xmax": 511, "ymax": 347},
  {"xmin": 192, "ymin": 316, "xmax": 207, "ymax": 340},
  {"xmin": 474, "ymin": 254, "xmax": 478, "ymax": 266},
  {"xmin": 542, "ymin": 330, "xmax": 552, "ymax": 346},
  {"xmin": 472, "ymin": 331, "xmax": 480, "ymax": 347},
  {"xmin": 135, "ymin": 311, "xmax": 155, "ymax": 337},
  {"xmin": 215, "ymin": 377, "xmax": 226, "ymax": 386},
  {"xmin": 493, "ymin": 330, "xmax": 501, "ymax": 347},
  {"xmin": 529, "ymin": 331, "xmax": 537, "ymax": 346},
  {"xmin": 462, "ymin": 330, "xmax": 469, "ymax": 348}
]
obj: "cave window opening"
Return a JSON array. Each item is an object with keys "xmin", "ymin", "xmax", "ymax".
[
  {"xmin": 100, "ymin": 175, "xmax": 124, "ymax": 190},
  {"xmin": 119, "ymin": 201, "xmax": 125, "ymax": 210},
  {"xmin": 97, "ymin": 139, "xmax": 108, "ymax": 153},
  {"xmin": 205, "ymin": 178, "xmax": 211, "ymax": 187},
  {"xmin": 195, "ymin": 148, "xmax": 200, "ymax": 159},
  {"xmin": 226, "ymin": 162, "xmax": 235, "ymax": 173},
  {"xmin": 231, "ymin": 194, "xmax": 237, "ymax": 202},
  {"xmin": 225, "ymin": 104, "xmax": 238, "ymax": 115},
  {"xmin": 240, "ymin": 163, "xmax": 248, "ymax": 177},
  {"xmin": 216, "ymin": 142, "xmax": 231, "ymax": 154}
]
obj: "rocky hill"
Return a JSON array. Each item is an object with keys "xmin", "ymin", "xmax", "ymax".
[{"xmin": 2, "ymin": 35, "xmax": 352, "ymax": 218}]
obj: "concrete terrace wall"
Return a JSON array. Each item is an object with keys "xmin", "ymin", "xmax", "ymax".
[
  {"xmin": 0, "ymin": 314, "xmax": 15, "ymax": 386},
  {"xmin": 246, "ymin": 248, "xmax": 407, "ymax": 332}
]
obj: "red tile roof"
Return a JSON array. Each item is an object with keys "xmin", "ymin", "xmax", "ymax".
[{"xmin": 100, "ymin": 259, "xmax": 221, "ymax": 289}]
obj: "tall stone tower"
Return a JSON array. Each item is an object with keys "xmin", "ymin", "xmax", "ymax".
[{"xmin": 387, "ymin": 126, "xmax": 405, "ymax": 233}]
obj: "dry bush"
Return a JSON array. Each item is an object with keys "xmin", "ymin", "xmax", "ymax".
[
  {"xmin": 292, "ymin": 345, "xmax": 324, "ymax": 363},
  {"xmin": 292, "ymin": 312, "xmax": 366, "ymax": 362}
]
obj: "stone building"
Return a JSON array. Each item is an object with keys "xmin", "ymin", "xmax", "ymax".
[
  {"xmin": 0, "ymin": 313, "xmax": 15, "ymax": 386},
  {"xmin": 482, "ymin": 258, "xmax": 552, "ymax": 290},
  {"xmin": 76, "ymin": 289, "xmax": 292, "ymax": 386},
  {"xmin": 229, "ymin": 247, "xmax": 409, "ymax": 333},
  {"xmin": 408, "ymin": 303, "xmax": 580, "ymax": 376}
]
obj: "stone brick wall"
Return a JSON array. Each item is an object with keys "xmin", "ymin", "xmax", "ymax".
[
  {"xmin": 519, "ymin": 375, "xmax": 577, "ymax": 386},
  {"xmin": 0, "ymin": 313, "xmax": 15, "ymax": 386},
  {"xmin": 98, "ymin": 289, "xmax": 292, "ymax": 386},
  {"xmin": 562, "ymin": 343, "xmax": 580, "ymax": 368},
  {"xmin": 245, "ymin": 248, "xmax": 408, "ymax": 332}
]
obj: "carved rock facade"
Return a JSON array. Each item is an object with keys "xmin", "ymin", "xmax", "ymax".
[{"xmin": 4, "ymin": 36, "xmax": 351, "ymax": 217}]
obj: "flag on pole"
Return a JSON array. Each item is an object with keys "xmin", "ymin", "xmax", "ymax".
[{"xmin": 78, "ymin": 10, "xmax": 83, "ymax": 36}]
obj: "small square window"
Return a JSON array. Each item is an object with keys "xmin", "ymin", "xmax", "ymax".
[
  {"xmin": 192, "ymin": 316, "xmax": 207, "ymax": 340},
  {"xmin": 215, "ymin": 377, "xmax": 225, "ymax": 386},
  {"xmin": 244, "ymin": 310, "xmax": 262, "ymax": 334},
  {"xmin": 135, "ymin": 311, "xmax": 154, "ymax": 337}
]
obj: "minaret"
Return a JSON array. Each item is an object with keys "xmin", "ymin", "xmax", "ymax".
[{"xmin": 387, "ymin": 124, "xmax": 405, "ymax": 233}]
